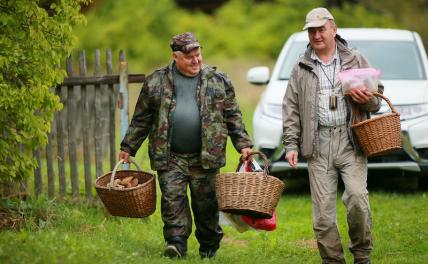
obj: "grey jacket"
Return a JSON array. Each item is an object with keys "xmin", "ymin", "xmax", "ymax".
[{"xmin": 282, "ymin": 37, "xmax": 384, "ymax": 159}]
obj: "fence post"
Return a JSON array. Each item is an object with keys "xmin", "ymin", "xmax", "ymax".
[
  {"xmin": 106, "ymin": 49, "xmax": 116, "ymax": 170},
  {"xmin": 55, "ymin": 85, "xmax": 66, "ymax": 198},
  {"xmin": 94, "ymin": 49, "xmax": 104, "ymax": 178},
  {"xmin": 46, "ymin": 132, "xmax": 54, "ymax": 198},
  {"xmin": 80, "ymin": 50, "xmax": 92, "ymax": 199},
  {"xmin": 33, "ymin": 149, "xmax": 42, "ymax": 196},
  {"xmin": 119, "ymin": 50, "xmax": 129, "ymax": 169},
  {"xmin": 66, "ymin": 55, "xmax": 79, "ymax": 202}
]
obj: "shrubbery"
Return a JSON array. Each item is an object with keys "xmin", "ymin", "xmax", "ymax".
[{"xmin": 0, "ymin": 0, "xmax": 88, "ymax": 183}]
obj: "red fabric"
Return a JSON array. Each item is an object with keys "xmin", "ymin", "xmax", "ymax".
[
  {"xmin": 240, "ymin": 160, "xmax": 277, "ymax": 231},
  {"xmin": 245, "ymin": 161, "xmax": 252, "ymax": 172},
  {"xmin": 240, "ymin": 211, "xmax": 277, "ymax": 231}
]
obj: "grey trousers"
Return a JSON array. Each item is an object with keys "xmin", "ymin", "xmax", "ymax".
[{"xmin": 307, "ymin": 125, "xmax": 372, "ymax": 264}]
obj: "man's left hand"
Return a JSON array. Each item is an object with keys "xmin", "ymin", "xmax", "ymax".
[
  {"xmin": 240, "ymin": 147, "xmax": 253, "ymax": 161},
  {"xmin": 348, "ymin": 86, "xmax": 373, "ymax": 104}
]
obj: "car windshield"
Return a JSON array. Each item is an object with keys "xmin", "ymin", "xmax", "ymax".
[{"xmin": 278, "ymin": 40, "xmax": 427, "ymax": 80}]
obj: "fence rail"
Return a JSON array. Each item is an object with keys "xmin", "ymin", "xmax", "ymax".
[{"xmin": 32, "ymin": 49, "xmax": 145, "ymax": 201}]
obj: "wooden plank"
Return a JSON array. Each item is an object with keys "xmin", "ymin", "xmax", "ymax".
[
  {"xmin": 66, "ymin": 56, "xmax": 79, "ymax": 201},
  {"xmin": 106, "ymin": 49, "xmax": 116, "ymax": 170},
  {"xmin": 33, "ymin": 149, "xmax": 42, "ymax": 196},
  {"xmin": 94, "ymin": 49, "xmax": 104, "ymax": 178},
  {"xmin": 80, "ymin": 50, "xmax": 92, "ymax": 199},
  {"xmin": 118, "ymin": 50, "xmax": 129, "ymax": 138},
  {"xmin": 46, "ymin": 131, "xmax": 55, "ymax": 198},
  {"xmin": 119, "ymin": 50, "xmax": 130, "ymax": 169},
  {"xmin": 19, "ymin": 144, "xmax": 28, "ymax": 195},
  {"xmin": 61, "ymin": 74, "xmax": 145, "ymax": 86},
  {"xmin": 55, "ymin": 86, "xmax": 66, "ymax": 197}
]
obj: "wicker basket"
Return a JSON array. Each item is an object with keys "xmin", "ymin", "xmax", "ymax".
[
  {"xmin": 95, "ymin": 159, "xmax": 156, "ymax": 218},
  {"xmin": 216, "ymin": 152, "xmax": 285, "ymax": 219},
  {"xmin": 352, "ymin": 92, "xmax": 401, "ymax": 157}
]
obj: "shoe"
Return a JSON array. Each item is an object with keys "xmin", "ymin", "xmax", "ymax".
[
  {"xmin": 200, "ymin": 249, "xmax": 216, "ymax": 259},
  {"xmin": 354, "ymin": 259, "xmax": 370, "ymax": 264},
  {"xmin": 164, "ymin": 244, "xmax": 182, "ymax": 258},
  {"xmin": 355, "ymin": 260, "xmax": 370, "ymax": 264}
]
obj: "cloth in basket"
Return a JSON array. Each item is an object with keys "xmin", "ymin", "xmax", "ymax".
[{"xmin": 95, "ymin": 159, "xmax": 156, "ymax": 218}]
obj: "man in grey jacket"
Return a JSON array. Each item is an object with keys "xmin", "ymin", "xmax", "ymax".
[{"xmin": 282, "ymin": 7, "xmax": 383, "ymax": 264}]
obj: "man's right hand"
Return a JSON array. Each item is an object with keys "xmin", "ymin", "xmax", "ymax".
[
  {"xmin": 285, "ymin": 150, "xmax": 298, "ymax": 168},
  {"xmin": 119, "ymin": 150, "xmax": 131, "ymax": 164}
]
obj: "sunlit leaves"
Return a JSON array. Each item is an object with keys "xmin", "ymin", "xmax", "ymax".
[{"xmin": 0, "ymin": 0, "xmax": 89, "ymax": 182}]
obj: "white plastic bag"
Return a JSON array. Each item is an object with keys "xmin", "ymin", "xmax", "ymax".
[
  {"xmin": 337, "ymin": 68, "xmax": 381, "ymax": 94},
  {"xmin": 237, "ymin": 159, "xmax": 263, "ymax": 172},
  {"xmin": 219, "ymin": 212, "xmax": 251, "ymax": 233}
]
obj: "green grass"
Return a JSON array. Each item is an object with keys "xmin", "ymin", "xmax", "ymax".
[
  {"xmin": 1, "ymin": 192, "xmax": 427, "ymax": 263},
  {"xmin": 9, "ymin": 59, "xmax": 427, "ymax": 263}
]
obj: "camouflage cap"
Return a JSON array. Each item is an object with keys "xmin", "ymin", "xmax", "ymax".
[{"xmin": 170, "ymin": 32, "xmax": 201, "ymax": 53}]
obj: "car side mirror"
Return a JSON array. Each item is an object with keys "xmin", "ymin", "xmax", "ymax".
[{"xmin": 247, "ymin": 66, "xmax": 270, "ymax": 85}]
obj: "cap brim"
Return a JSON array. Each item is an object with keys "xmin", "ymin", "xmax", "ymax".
[
  {"xmin": 302, "ymin": 19, "xmax": 329, "ymax": 30},
  {"xmin": 182, "ymin": 42, "xmax": 201, "ymax": 53}
]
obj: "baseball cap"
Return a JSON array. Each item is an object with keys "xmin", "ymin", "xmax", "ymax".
[
  {"xmin": 302, "ymin": 7, "xmax": 334, "ymax": 30},
  {"xmin": 170, "ymin": 32, "xmax": 201, "ymax": 53}
]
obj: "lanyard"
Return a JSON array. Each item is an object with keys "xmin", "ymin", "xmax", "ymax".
[
  {"xmin": 319, "ymin": 59, "xmax": 338, "ymax": 110},
  {"xmin": 319, "ymin": 59, "xmax": 337, "ymax": 89}
]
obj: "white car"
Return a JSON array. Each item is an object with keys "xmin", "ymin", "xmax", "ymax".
[{"xmin": 247, "ymin": 28, "xmax": 428, "ymax": 184}]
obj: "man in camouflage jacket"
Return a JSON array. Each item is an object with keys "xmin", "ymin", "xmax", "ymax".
[{"xmin": 119, "ymin": 32, "xmax": 253, "ymax": 259}]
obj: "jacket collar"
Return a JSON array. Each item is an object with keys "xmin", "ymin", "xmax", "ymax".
[{"xmin": 300, "ymin": 38, "xmax": 357, "ymax": 70}]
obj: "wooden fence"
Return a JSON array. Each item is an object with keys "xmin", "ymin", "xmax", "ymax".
[{"xmin": 32, "ymin": 49, "xmax": 145, "ymax": 201}]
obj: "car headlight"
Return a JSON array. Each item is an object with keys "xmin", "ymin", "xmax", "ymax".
[
  {"xmin": 394, "ymin": 104, "xmax": 428, "ymax": 121},
  {"xmin": 261, "ymin": 103, "xmax": 282, "ymax": 119}
]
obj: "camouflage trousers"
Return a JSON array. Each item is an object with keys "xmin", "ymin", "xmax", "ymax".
[{"xmin": 157, "ymin": 152, "xmax": 223, "ymax": 252}]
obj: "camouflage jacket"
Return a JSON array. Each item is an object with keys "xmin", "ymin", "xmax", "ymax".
[{"xmin": 120, "ymin": 62, "xmax": 253, "ymax": 170}]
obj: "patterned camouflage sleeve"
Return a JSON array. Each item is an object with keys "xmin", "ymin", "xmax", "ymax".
[
  {"xmin": 220, "ymin": 73, "xmax": 253, "ymax": 151},
  {"xmin": 120, "ymin": 81, "xmax": 153, "ymax": 156}
]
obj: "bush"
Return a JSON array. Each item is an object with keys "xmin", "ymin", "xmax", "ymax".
[
  {"xmin": 0, "ymin": 196, "xmax": 56, "ymax": 231},
  {"xmin": 0, "ymin": 0, "xmax": 88, "ymax": 183}
]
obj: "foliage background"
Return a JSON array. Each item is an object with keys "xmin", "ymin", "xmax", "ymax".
[{"xmin": 75, "ymin": 0, "xmax": 410, "ymax": 73}]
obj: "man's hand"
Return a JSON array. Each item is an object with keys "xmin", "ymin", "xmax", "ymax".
[
  {"xmin": 119, "ymin": 150, "xmax": 131, "ymax": 163},
  {"xmin": 285, "ymin": 150, "xmax": 298, "ymax": 168},
  {"xmin": 240, "ymin": 147, "xmax": 253, "ymax": 161},
  {"xmin": 348, "ymin": 86, "xmax": 373, "ymax": 104}
]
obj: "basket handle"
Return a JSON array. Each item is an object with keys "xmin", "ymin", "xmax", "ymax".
[
  {"xmin": 236, "ymin": 151, "xmax": 270, "ymax": 177},
  {"xmin": 109, "ymin": 158, "xmax": 143, "ymax": 187},
  {"xmin": 353, "ymin": 91, "xmax": 398, "ymax": 124}
]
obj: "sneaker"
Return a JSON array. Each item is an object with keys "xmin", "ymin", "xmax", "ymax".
[
  {"xmin": 200, "ymin": 249, "xmax": 216, "ymax": 259},
  {"xmin": 164, "ymin": 244, "xmax": 182, "ymax": 258}
]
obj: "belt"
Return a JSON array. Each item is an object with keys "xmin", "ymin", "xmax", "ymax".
[
  {"xmin": 319, "ymin": 124, "xmax": 347, "ymax": 132},
  {"xmin": 170, "ymin": 151, "xmax": 199, "ymax": 158}
]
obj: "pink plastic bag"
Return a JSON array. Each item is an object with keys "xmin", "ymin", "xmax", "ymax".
[{"xmin": 337, "ymin": 68, "xmax": 381, "ymax": 94}]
